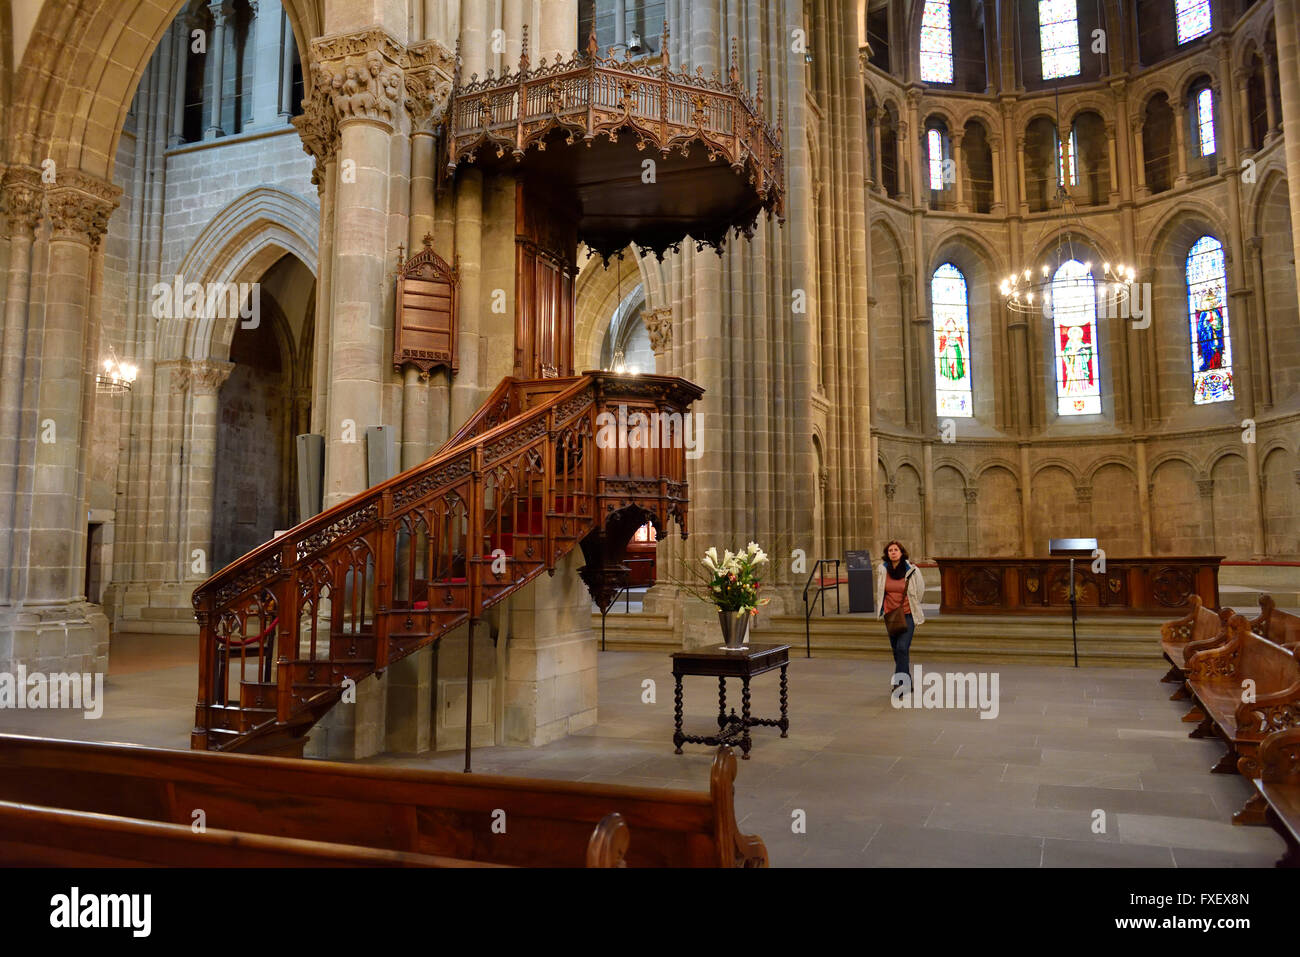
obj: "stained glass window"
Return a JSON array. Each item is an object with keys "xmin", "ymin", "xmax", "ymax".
[
  {"xmin": 928, "ymin": 129, "xmax": 947, "ymax": 191},
  {"xmin": 1057, "ymin": 126, "xmax": 1078, "ymax": 186},
  {"xmin": 1185, "ymin": 235, "xmax": 1234, "ymax": 404},
  {"xmin": 1196, "ymin": 87, "xmax": 1216, "ymax": 156},
  {"xmin": 919, "ymin": 0, "xmax": 954, "ymax": 83},
  {"xmin": 932, "ymin": 263, "xmax": 972, "ymax": 417},
  {"xmin": 1176, "ymin": 0, "xmax": 1211, "ymax": 44},
  {"xmin": 1051, "ymin": 259, "xmax": 1101, "ymax": 415},
  {"xmin": 1039, "ymin": 0, "xmax": 1081, "ymax": 79}
]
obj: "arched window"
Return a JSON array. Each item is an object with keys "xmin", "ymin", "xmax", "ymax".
[
  {"xmin": 1175, "ymin": 0, "xmax": 1211, "ymax": 44},
  {"xmin": 927, "ymin": 128, "xmax": 948, "ymax": 190},
  {"xmin": 1051, "ymin": 259, "xmax": 1101, "ymax": 415},
  {"xmin": 932, "ymin": 263, "xmax": 972, "ymax": 417},
  {"xmin": 1039, "ymin": 0, "xmax": 1081, "ymax": 80},
  {"xmin": 1195, "ymin": 87, "xmax": 1216, "ymax": 155},
  {"xmin": 1185, "ymin": 236, "xmax": 1234, "ymax": 404},
  {"xmin": 1057, "ymin": 125, "xmax": 1078, "ymax": 186},
  {"xmin": 919, "ymin": 0, "xmax": 954, "ymax": 83}
]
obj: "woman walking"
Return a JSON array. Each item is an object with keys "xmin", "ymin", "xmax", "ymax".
[{"xmin": 875, "ymin": 541, "xmax": 926, "ymax": 691}]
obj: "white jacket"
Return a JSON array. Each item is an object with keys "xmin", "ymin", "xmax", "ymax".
[{"xmin": 874, "ymin": 561, "xmax": 926, "ymax": 625}]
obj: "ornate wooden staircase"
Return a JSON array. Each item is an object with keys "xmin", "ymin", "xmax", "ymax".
[{"xmin": 191, "ymin": 372, "xmax": 702, "ymax": 757}]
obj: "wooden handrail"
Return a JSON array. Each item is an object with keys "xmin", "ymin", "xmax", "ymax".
[{"xmin": 192, "ymin": 371, "xmax": 703, "ymax": 754}]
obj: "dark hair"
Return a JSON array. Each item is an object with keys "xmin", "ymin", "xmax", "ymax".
[{"xmin": 881, "ymin": 541, "xmax": 909, "ymax": 564}]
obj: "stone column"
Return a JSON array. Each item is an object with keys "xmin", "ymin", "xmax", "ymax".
[
  {"xmin": 1246, "ymin": 235, "xmax": 1273, "ymax": 409},
  {"xmin": 0, "ymin": 168, "xmax": 43, "ymax": 607},
  {"xmin": 1262, "ymin": 51, "xmax": 1279, "ymax": 142},
  {"xmin": 1235, "ymin": 67, "xmax": 1253, "ymax": 156},
  {"xmin": 184, "ymin": 360, "xmax": 235, "ymax": 582},
  {"xmin": 1016, "ymin": 134, "xmax": 1028, "ymax": 215},
  {"xmin": 1273, "ymin": 0, "xmax": 1300, "ymax": 330},
  {"xmin": 951, "ymin": 129, "xmax": 967, "ymax": 211},
  {"xmin": 867, "ymin": 108, "xmax": 881, "ymax": 189},
  {"xmin": 1018, "ymin": 444, "xmax": 1033, "ymax": 556},
  {"xmin": 205, "ymin": 1, "xmax": 231, "ymax": 139},
  {"xmin": 1172, "ymin": 100, "xmax": 1189, "ymax": 187},
  {"xmin": 1135, "ymin": 439, "xmax": 1152, "ymax": 554},
  {"xmin": 169, "ymin": 18, "xmax": 189, "ymax": 146},
  {"xmin": 611, "ymin": 0, "xmax": 627, "ymax": 57},
  {"xmin": 279, "ymin": 10, "xmax": 296, "ymax": 119},
  {"xmin": 1104, "ymin": 123, "xmax": 1119, "ymax": 201},
  {"xmin": 989, "ymin": 135, "xmax": 1004, "ymax": 214},
  {"xmin": 896, "ymin": 118, "xmax": 909, "ymax": 202},
  {"xmin": 309, "ymin": 34, "xmax": 405, "ymax": 508},
  {"xmin": 251, "ymin": 0, "xmax": 286, "ymax": 128},
  {"xmin": 0, "ymin": 172, "xmax": 118, "ymax": 676},
  {"xmin": 1131, "ymin": 117, "xmax": 1148, "ymax": 197},
  {"xmin": 538, "ymin": 0, "xmax": 576, "ymax": 63}
]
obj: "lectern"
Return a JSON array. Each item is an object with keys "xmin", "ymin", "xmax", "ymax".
[{"xmin": 1048, "ymin": 538, "xmax": 1098, "ymax": 667}]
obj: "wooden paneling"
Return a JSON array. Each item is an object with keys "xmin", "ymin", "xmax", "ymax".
[{"xmin": 936, "ymin": 555, "xmax": 1222, "ymax": 614}]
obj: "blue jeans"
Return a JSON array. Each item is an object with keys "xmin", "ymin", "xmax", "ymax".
[{"xmin": 890, "ymin": 614, "xmax": 915, "ymax": 684}]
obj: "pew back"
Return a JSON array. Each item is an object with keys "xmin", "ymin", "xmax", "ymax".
[
  {"xmin": 0, "ymin": 734, "xmax": 765, "ymax": 867},
  {"xmin": 0, "ymin": 800, "xmax": 488, "ymax": 867}
]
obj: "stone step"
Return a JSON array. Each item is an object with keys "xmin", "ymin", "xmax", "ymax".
[{"xmin": 593, "ymin": 611, "xmax": 1170, "ymax": 666}]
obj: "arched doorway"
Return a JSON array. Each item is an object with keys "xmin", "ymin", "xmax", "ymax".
[{"xmin": 211, "ymin": 253, "xmax": 315, "ymax": 570}]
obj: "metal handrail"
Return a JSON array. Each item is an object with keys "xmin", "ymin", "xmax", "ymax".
[{"xmin": 801, "ymin": 558, "xmax": 842, "ymax": 659}]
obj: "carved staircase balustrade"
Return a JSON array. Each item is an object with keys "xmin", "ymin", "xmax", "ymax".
[{"xmin": 192, "ymin": 372, "xmax": 702, "ymax": 756}]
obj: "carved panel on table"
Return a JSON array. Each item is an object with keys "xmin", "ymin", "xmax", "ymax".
[
  {"xmin": 960, "ymin": 567, "xmax": 1002, "ymax": 606},
  {"xmin": 1152, "ymin": 566, "xmax": 1196, "ymax": 607}
]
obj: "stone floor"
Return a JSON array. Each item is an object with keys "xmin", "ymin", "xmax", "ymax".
[{"xmin": 0, "ymin": 633, "xmax": 1286, "ymax": 867}]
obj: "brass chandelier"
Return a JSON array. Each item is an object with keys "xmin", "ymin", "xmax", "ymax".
[{"xmin": 1000, "ymin": 83, "xmax": 1134, "ymax": 316}]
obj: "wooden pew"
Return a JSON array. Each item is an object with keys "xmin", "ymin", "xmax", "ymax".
[
  {"xmin": 1252, "ymin": 726, "xmax": 1300, "ymax": 866},
  {"xmin": 0, "ymin": 800, "xmax": 491, "ymax": 867},
  {"xmin": 1183, "ymin": 614, "xmax": 1300, "ymax": 823},
  {"xmin": 1253, "ymin": 594, "xmax": 1300, "ymax": 652},
  {"xmin": 0, "ymin": 734, "xmax": 766, "ymax": 867},
  {"xmin": 1159, "ymin": 595, "xmax": 1227, "ymax": 695}
]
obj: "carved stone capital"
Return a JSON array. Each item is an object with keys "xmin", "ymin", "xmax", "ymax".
[
  {"xmin": 405, "ymin": 38, "xmax": 456, "ymax": 133},
  {"xmin": 1245, "ymin": 234, "xmax": 1263, "ymax": 252},
  {"xmin": 191, "ymin": 359, "xmax": 235, "ymax": 396},
  {"xmin": 308, "ymin": 28, "xmax": 408, "ymax": 132},
  {"xmin": 883, "ymin": 482, "xmax": 896, "ymax": 501},
  {"xmin": 1, "ymin": 166, "xmax": 44, "ymax": 236},
  {"xmin": 156, "ymin": 359, "xmax": 191, "ymax": 394},
  {"xmin": 1197, "ymin": 478, "xmax": 1214, "ymax": 498},
  {"xmin": 207, "ymin": 0, "xmax": 233, "ymax": 25},
  {"xmin": 46, "ymin": 172, "xmax": 121, "ymax": 245},
  {"xmin": 964, "ymin": 487, "xmax": 978, "ymax": 504},
  {"xmin": 642, "ymin": 307, "xmax": 673, "ymax": 355},
  {"xmin": 1210, "ymin": 35, "xmax": 1233, "ymax": 61},
  {"xmin": 1075, "ymin": 485, "xmax": 1093, "ymax": 505}
]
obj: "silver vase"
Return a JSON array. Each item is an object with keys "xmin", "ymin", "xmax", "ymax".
[{"xmin": 718, "ymin": 609, "xmax": 752, "ymax": 649}]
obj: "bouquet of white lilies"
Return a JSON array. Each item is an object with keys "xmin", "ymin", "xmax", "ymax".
[{"xmin": 701, "ymin": 542, "xmax": 770, "ymax": 614}]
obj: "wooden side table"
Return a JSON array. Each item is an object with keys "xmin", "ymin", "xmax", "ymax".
[{"xmin": 671, "ymin": 643, "xmax": 790, "ymax": 759}]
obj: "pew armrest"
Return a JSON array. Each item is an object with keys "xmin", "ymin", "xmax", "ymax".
[
  {"xmin": 586, "ymin": 813, "xmax": 630, "ymax": 868},
  {"xmin": 1186, "ymin": 636, "xmax": 1241, "ymax": 679},
  {"xmin": 1258, "ymin": 727, "xmax": 1300, "ymax": 784},
  {"xmin": 1236, "ymin": 681, "xmax": 1300, "ymax": 741},
  {"xmin": 709, "ymin": 746, "xmax": 769, "ymax": 868}
]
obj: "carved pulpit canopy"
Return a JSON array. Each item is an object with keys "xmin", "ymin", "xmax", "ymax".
[{"xmin": 394, "ymin": 235, "xmax": 460, "ymax": 377}]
